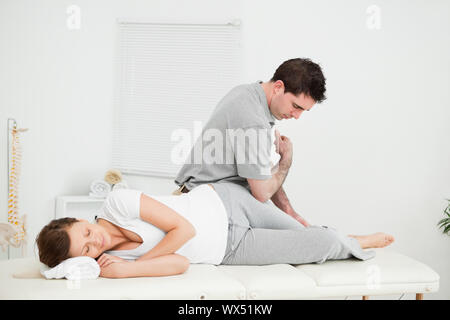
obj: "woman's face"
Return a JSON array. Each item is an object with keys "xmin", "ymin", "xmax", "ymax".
[{"xmin": 67, "ymin": 219, "xmax": 110, "ymax": 259}]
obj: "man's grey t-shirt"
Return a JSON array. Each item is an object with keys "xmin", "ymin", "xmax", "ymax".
[{"xmin": 174, "ymin": 81, "xmax": 276, "ymax": 191}]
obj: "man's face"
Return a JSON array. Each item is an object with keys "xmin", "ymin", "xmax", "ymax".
[{"xmin": 269, "ymin": 81, "xmax": 316, "ymax": 120}]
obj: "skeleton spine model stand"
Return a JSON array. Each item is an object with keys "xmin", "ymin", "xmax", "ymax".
[{"xmin": 0, "ymin": 118, "xmax": 28, "ymax": 257}]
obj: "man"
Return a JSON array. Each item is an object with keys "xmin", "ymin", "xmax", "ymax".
[{"xmin": 173, "ymin": 58, "xmax": 326, "ymax": 227}]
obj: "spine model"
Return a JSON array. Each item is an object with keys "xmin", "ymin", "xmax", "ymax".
[{"xmin": 7, "ymin": 127, "xmax": 27, "ymax": 249}]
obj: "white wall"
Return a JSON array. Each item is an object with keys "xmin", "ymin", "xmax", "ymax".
[{"xmin": 0, "ymin": 0, "xmax": 449, "ymax": 299}]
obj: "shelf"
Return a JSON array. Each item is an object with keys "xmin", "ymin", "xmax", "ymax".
[
  {"xmin": 56, "ymin": 195, "xmax": 106, "ymax": 203},
  {"xmin": 55, "ymin": 195, "xmax": 106, "ymax": 222}
]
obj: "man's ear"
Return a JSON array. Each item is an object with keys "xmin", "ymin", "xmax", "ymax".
[{"xmin": 274, "ymin": 80, "xmax": 285, "ymax": 94}]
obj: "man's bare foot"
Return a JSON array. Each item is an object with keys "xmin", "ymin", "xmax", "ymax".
[{"xmin": 348, "ymin": 233, "xmax": 395, "ymax": 249}]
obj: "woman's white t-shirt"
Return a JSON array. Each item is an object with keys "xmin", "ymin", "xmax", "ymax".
[{"xmin": 95, "ymin": 184, "xmax": 229, "ymax": 265}]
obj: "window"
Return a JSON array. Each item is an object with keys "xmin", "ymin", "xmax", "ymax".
[{"xmin": 112, "ymin": 19, "xmax": 243, "ymax": 178}]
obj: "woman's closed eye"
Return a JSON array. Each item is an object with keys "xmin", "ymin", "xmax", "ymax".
[{"xmin": 84, "ymin": 229, "xmax": 91, "ymax": 255}]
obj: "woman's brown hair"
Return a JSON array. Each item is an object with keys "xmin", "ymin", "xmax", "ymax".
[{"xmin": 35, "ymin": 217, "xmax": 79, "ymax": 268}]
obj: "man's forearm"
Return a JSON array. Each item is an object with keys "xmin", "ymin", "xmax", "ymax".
[
  {"xmin": 250, "ymin": 164, "xmax": 289, "ymax": 202},
  {"xmin": 271, "ymin": 186, "xmax": 295, "ymax": 215},
  {"xmin": 270, "ymin": 185, "xmax": 311, "ymax": 227}
]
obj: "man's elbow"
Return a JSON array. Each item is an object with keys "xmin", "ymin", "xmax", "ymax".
[
  {"xmin": 248, "ymin": 179, "xmax": 271, "ymax": 203},
  {"xmin": 252, "ymin": 191, "xmax": 271, "ymax": 203}
]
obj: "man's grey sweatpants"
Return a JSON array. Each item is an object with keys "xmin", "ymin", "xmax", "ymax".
[{"xmin": 210, "ymin": 182, "xmax": 376, "ymax": 265}]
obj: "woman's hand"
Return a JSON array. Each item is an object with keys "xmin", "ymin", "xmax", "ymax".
[
  {"xmin": 100, "ymin": 262, "xmax": 128, "ymax": 279},
  {"xmin": 97, "ymin": 254, "xmax": 128, "ymax": 278},
  {"xmin": 97, "ymin": 253, "xmax": 127, "ymax": 268}
]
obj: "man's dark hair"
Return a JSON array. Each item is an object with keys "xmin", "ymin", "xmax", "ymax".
[{"xmin": 270, "ymin": 58, "xmax": 327, "ymax": 103}]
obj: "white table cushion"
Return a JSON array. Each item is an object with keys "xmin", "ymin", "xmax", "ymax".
[
  {"xmin": 0, "ymin": 249, "xmax": 440, "ymax": 300},
  {"xmin": 217, "ymin": 264, "xmax": 316, "ymax": 299},
  {"xmin": 0, "ymin": 258, "xmax": 246, "ymax": 300},
  {"xmin": 295, "ymin": 248, "xmax": 440, "ymax": 298}
]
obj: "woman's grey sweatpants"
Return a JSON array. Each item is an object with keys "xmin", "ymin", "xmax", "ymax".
[{"xmin": 210, "ymin": 182, "xmax": 376, "ymax": 265}]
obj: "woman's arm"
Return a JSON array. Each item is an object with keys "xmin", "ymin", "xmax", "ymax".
[
  {"xmin": 100, "ymin": 254, "xmax": 190, "ymax": 278},
  {"xmin": 136, "ymin": 194, "xmax": 196, "ymax": 261}
]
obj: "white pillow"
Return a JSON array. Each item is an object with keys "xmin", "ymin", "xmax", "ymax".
[{"xmin": 40, "ymin": 256, "xmax": 100, "ymax": 280}]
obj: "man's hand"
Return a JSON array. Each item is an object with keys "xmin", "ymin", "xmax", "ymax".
[
  {"xmin": 285, "ymin": 206, "xmax": 311, "ymax": 228},
  {"xmin": 274, "ymin": 130, "xmax": 293, "ymax": 170},
  {"xmin": 292, "ymin": 214, "xmax": 311, "ymax": 228}
]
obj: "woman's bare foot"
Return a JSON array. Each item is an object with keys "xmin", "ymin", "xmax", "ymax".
[{"xmin": 348, "ymin": 233, "xmax": 395, "ymax": 249}]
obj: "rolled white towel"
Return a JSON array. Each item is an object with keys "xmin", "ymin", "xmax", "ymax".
[
  {"xmin": 89, "ymin": 179, "xmax": 111, "ymax": 198},
  {"xmin": 40, "ymin": 256, "xmax": 100, "ymax": 280}
]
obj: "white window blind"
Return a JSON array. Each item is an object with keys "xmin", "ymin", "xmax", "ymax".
[{"xmin": 112, "ymin": 19, "xmax": 243, "ymax": 178}]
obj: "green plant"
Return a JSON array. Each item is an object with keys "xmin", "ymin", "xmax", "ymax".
[{"xmin": 438, "ymin": 199, "xmax": 450, "ymax": 235}]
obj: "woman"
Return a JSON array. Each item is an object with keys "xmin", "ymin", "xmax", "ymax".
[{"xmin": 36, "ymin": 182, "xmax": 394, "ymax": 278}]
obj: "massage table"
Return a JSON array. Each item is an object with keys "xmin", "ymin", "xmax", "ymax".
[{"xmin": 0, "ymin": 248, "xmax": 439, "ymax": 300}]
